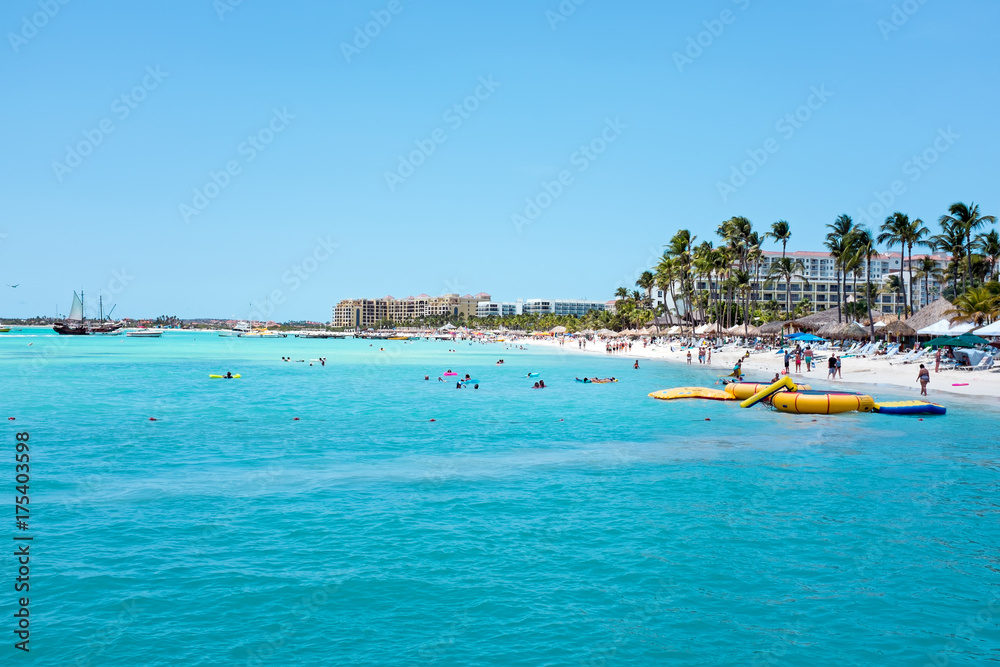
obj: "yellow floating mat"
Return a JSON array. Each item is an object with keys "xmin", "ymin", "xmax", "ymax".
[
  {"xmin": 724, "ymin": 381, "xmax": 812, "ymax": 400},
  {"xmin": 209, "ymin": 374, "xmax": 242, "ymax": 379},
  {"xmin": 771, "ymin": 391, "xmax": 875, "ymax": 414},
  {"xmin": 649, "ymin": 387, "xmax": 736, "ymax": 401}
]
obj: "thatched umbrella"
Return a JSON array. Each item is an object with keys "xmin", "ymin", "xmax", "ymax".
[
  {"xmin": 883, "ymin": 320, "xmax": 916, "ymax": 337},
  {"xmin": 841, "ymin": 322, "xmax": 869, "ymax": 339},
  {"xmin": 905, "ymin": 298, "xmax": 955, "ymax": 333},
  {"xmin": 793, "ymin": 307, "xmax": 845, "ymax": 332},
  {"xmin": 759, "ymin": 320, "xmax": 791, "ymax": 335},
  {"xmin": 550, "ymin": 325, "xmax": 567, "ymax": 334}
]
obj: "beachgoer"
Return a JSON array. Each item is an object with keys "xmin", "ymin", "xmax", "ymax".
[
  {"xmin": 634, "ymin": 360, "xmax": 639, "ymax": 369},
  {"xmin": 225, "ymin": 372, "xmax": 233, "ymax": 378},
  {"xmin": 424, "ymin": 375, "xmax": 429, "ymax": 380},
  {"xmin": 456, "ymin": 382, "xmax": 462, "ymax": 389},
  {"xmin": 827, "ymin": 355, "xmax": 836, "ymax": 380},
  {"xmin": 474, "ymin": 384, "xmax": 479, "ymax": 389},
  {"xmin": 687, "ymin": 350, "xmax": 692, "ymax": 365},
  {"xmin": 917, "ymin": 364, "xmax": 930, "ymax": 396},
  {"xmin": 533, "ymin": 382, "xmax": 540, "ymax": 388},
  {"xmin": 539, "ymin": 380, "xmax": 545, "ymax": 388},
  {"xmin": 783, "ymin": 350, "xmax": 791, "ymax": 374},
  {"xmin": 707, "ymin": 348, "xmax": 711, "ymax": 364},
  {"xmin": 794, "ymin": 350, "xmax": 802, "ymax": 373},
  {"xmin": 804, "ymin": 347, "xmax": 813, "ymax": 372},
  {"xmin": 772, "ymin": 373, "xmax": 780, "ymax": 383},
  {"xmin": 934, "ymin": 348, "xmax": 941, "ymax": 373},
  {"xmin": 836, "ymin": 355, "xmax": 842, "ymax": 379}
]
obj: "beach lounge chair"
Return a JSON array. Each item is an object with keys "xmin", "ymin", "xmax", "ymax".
[{"xmin": 956, "ymin": 355, "xmax": 994, "ymax": 372}]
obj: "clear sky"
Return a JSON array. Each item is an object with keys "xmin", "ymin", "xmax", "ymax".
[{"xmin": 1, "ymin": 0, "xmax": 997, "ymax": 320}]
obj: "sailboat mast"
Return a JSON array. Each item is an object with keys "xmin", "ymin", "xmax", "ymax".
[{"xmin": 81, "ymin": 290, "xmax": 85, "ymax": 322}]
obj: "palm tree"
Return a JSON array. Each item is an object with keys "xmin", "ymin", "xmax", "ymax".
[
  {"xmin": 825, "ymin": 214, "xmax": 854, "ymax": 322},
  {"xmin": 666, "ymin": 230, "xmax": 697, "ymax": 334},
  {"xmin": 767, "ymin": 220, "xmax": 792, "ymax": 259},
  {"xmin": 939, "ymin": 202, "xmax": 997, "ymax": 290},
  {"xmin": 913, "ymin": 256, "xmax": 944, "ymax": 310},
  {"xmin": 853, "ymin": 226, "xmax": 879, "ymax": 341},
  {"xmin": 902, "ymin": 217, "xmax": 930, "ymax": 315},
  {"xmin": 635, "ymin": 271, "xmax": 655, "ymax": 308},
  {"xmin": 878, "ymin": 212, "xmax": 909, "ymax": 316},
  {"xmin": 767, "ymin": 256, "xmax": 806, "ymax": 316},
  {"xmin": 976, "ymin": 229, "xmax": 1000, "ymax": 282},
  {"xmin": 944, "ymin": 286, "xmax": 1000, "ymax": 326},
  {"xmin": 929, "ymin": 220, "xmax": 967, "ymax": 297}
]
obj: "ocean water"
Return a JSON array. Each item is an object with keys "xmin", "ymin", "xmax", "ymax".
[{"xmin": 1, "ymin": 329, "xmax": 998, "ymax": 666}]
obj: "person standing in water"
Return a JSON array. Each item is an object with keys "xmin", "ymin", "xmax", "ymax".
[{"xmin": 634, "ymin": 360, "xmax": 639, "ymax": 369}]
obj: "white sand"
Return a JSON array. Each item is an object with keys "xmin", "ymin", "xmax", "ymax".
[{"xmin": 529, "ymin": 336, "xmax": 1000, "ymax": 402}]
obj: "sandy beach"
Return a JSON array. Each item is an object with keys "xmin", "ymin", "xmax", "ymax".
[{"xmin": 530, "ymin": 336, "xmax": 1000, "ymax": 401}]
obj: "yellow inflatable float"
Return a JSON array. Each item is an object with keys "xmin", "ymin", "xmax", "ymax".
[
  {"xmin": 771, "ymin": 391, "xmax": 875, "ymax": 414},
  {"xmin": 649, "ymin": 387, "xmax": 736, "ymax": 401},
  {"xmin": 738, "ymin": 376, "xmax": 874, "ymax": 414}
]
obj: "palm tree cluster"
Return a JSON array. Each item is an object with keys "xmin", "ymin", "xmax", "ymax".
[{"xmin": 643, "ymin": 201, "xmax": 996, "ymax": 337}]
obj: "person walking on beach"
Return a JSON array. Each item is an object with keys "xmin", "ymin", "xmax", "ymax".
[
  {"xmin": 706, "ymin": 347, "xmax": 711, "ymax": 364},
  {"xmin": 687, "ymin": 350, "xmax": 692, "ymax": 365},
  {"xmin": 794, "ymin": 349, "xmax": 802, "ymax": 373},
  {"xmin": 827, "ymin": 355, "xmax": 837, "ymax": 380},
  {"xmin": 804, "ymin": 346, "xmax": 813, "ymax": 372},
  {"xmin": 783, "ymin": 350, "xmax": 791, "ymax": 375},
  {"xmin": 917, "ymin": 364, "xmax": 930, "ymax": 396},
  {"xmin": 836, "ymin": 355, "xmax": 842, "ymax": 379},
  {"xmin": 935, "ymin": 347, "xmax": 941, "ymax": 373}
]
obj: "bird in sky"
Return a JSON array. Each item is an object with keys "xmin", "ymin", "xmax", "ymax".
[{"xmin": 7, "ymin": 284, "xmax": 19, "ymax": 288}]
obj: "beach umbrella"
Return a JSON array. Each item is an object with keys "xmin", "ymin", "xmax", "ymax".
[
  {"xmin": 883, "ymin": 320, "xmax": 916, "ymax": 337},
  {"xmin": 950, "ymin": 333, "xmax": 990, "ymax": 346},
  {"xmin": 916, "ymin": 318, "xmax": 975, "ymax": 336},
  {"xmin": 550, "ymin": 325, "xmax": 567, "ymax": 334},
  {"xmin": 793, "ymin": 333, "xmax": 826, "ymax": 342},
  {"xmin": 841, "ymin": 322, "xmax": 869, "ymax": 339},
  {"xmin": 596, "ymin": 328, "xmax": 616, "ymax": 336}
]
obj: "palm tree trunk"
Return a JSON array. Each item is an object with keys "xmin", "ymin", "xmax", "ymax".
[
  {"xmin": 897, "ymin": 243, "xmax": 907, "ymax": 317},
  {"xmin": 785, "ymin": 277, "xmax": 791, "ymax": 316},
  {"xmin": 907, "ymin": 243, "xmax": 914, "ymax": 315}
]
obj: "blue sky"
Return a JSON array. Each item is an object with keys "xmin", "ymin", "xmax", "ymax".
[{"xmin": 1, "ymin": 0, "xmax": 997, "ymax": 320}]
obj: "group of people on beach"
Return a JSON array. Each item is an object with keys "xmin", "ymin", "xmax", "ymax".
[
  {"xmin": 686, "ymin": 347, "xmax": 713, "ymax": 365},
  {"xmin": 782, "ymin": 345, "xmax": 815, "ymax": 373},
  {"xmin": 606, "ymin": 340, "xmax": 631, "ymax": 354}
]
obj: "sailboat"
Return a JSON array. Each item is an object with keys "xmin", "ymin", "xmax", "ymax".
[{"xmin": 52, "ymin": 291, "xmax": 125, "ymax": 335}]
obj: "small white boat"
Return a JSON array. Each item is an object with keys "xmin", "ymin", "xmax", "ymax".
[{"xmin": 127, "ymin": 329, "xmax": 163, "ymax": 338}]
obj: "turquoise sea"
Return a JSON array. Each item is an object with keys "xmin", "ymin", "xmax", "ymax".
[{"xmin": 1, "ymin": 329, "xmax": 998, "ymax": 666}]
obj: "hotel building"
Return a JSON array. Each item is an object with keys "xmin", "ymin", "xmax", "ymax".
[
  {"xmin": 332, "ymin": 293, "xmax": 490, "ymax": 328},
  {"xmin": 476, "ymin": 299, "xmax": 608, "ymax": 318}
]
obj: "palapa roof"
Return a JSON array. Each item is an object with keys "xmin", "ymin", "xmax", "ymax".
[
  {"xmin": 904, "ymin": 298, "xmax": 955, "ymax": 332},
  {"xmin": 883, "ymin": 320, "xmax": 916, "ymax": 336},
  {"xmin": 792, "ymin": 307, "xmax": 847, "ymax": 331},
  {"xmin": 759, "ymin": 320, "xmax": 792, "ymax": 334}
]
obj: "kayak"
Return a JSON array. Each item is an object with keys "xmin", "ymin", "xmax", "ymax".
[
  {"xmin": 209, "ymin": 374, "xmax": 241, "ymax": 379},
  {"xmin": 526, "ymin": 373, "xmax": 539, "ymax": 377}
]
